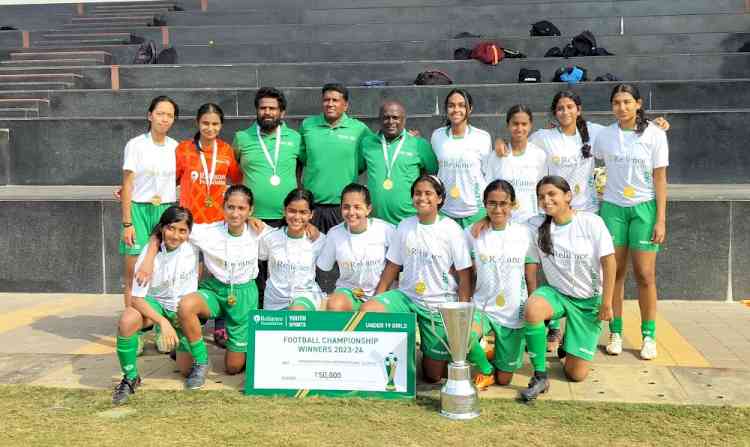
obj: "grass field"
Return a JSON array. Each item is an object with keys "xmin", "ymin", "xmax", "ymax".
[{"xmin": 1, "ymin": 385, "xmax": 748, "ymax": 446}]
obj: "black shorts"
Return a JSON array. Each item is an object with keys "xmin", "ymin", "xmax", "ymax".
[{"xmin": 311, "ymin": 203, "xmax": 342, "ymax": 234}]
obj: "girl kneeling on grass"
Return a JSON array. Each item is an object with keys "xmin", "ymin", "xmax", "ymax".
[
  {"xmin": 318, "ymin": 183, "xmax": 395, "ymax": 312},
  {"xmin": 113, "ymin": 206, "xmax": 198, "ymax": 405},
  {"xmin": 519, "ymin": 176, "xmax": 615, "ymax": 402}
]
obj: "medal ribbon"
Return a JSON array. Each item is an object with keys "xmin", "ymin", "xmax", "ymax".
[
  {"xmin": 380, "ymin": 130, "xmax": 406, "ymax": 180},
  {"xmin": 198, "ymin": 139, "xmax": 218, "ymax": 202},
  {"xmin": 256, "ymin": 125, "xmax": 281, "ymax": 178}
]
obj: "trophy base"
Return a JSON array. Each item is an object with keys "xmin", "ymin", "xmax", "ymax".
[{"xmin": 440, "ymin": 362, "xmax": 479, "ymax": 420}]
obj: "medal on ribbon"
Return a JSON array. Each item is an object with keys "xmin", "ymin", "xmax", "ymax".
[
  {"xmin": 381, "ymin": 131, "xmax": 406, "ymax": 193},
  {"xmin": 353, "ymin": 288, "xmax": 365, "ymax": 299},
  {"xmin": 415, "ymin": 280, "xmax": 427, "ymax": 295},
  {"xmin": 495, "ymin": 293, "xmax": 505, "ymax": 307},
  {"xmin": 257, "ymin": 125, "xmax": 282, "ymax": 187},
  {"xmin": 199, "ymin": 139, "xmax": 218, "ymax": 210},
  {"xmin": 450, "ymin": 186, "xmax": 461, "ymax": 199},
  {"xmin": 623, "ymin": 186, "xmax": 635, "ymax": 198},
  {"xmin": 227, "ymin": 294, "xmax": 237, "ymax": 306},
  {"xmin": 151, "ymin": 195, "xmax": 162, "ymax": 206}
]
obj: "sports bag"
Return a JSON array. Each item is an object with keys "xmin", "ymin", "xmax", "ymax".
[
  {"xmin": 132, "ymin": 40, "xmax": 157, "ymax": 64},
  {"xmin": 572, "ymin": 30, "xmax": 597, "ymax": 56},
  {"xmin": 414, "ymin": 70, "xmax": 453, "ymax": 85},
  {"xmin": 530, "ymin": 20, "xmax": 561, "ymax": 37},
  {"xmin": 453, "ymin": 47, "xmax": 472, "ymax": 60},
  {"xmin": 502, "ymin": 48, "xmax": 527, "ymax": 59},
  {"xmin": 154, "ymin": 47, "xmax": 177, "ymax": 64},
  {"xmin": 553, "ymin": 65, "xmax": 588, "ymax": 83},
  {"xmin": 471, "ymin": 42, "xmax": 503, "ymax": 65},
  {"xmin": 518, "ymin": 68, "xmax": 541, "ymax": 83}
]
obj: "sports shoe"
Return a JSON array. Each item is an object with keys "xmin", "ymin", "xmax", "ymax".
[
  {"xmin": 640, "ymin": 336, "xmax": 657, "ymax": 360},
  {"xmin": 185, "ymin": 362, "xmax": 209, "ymax": 390},
  {"xmin": 606, "ymin": 333, "xmax": 623, "ymax": 355},
  {"xmin": 546, "ymin": 328, "xmax": 562, "ymax": 352},
  {"xmin": 519, "ymin": 373, "xmax": 550, "ymax": 402},
  {"xmin": 213, "ymin": 328, "xmax": 228, "ymax": 350},
  {"xmin": 112, "ymin": 375, "xmax": 141, "ymax": 405},
  {"xmin": 473, "ymin": 372, "xmax": 495, "ymax": 391}
]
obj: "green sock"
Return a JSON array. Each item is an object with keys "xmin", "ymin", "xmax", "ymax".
[
  {"xmin": 467, "ymin": 333, "xmax": 493, "ymax": 375},
  {"xmin": 188, "ymin": 339, "xmax": 209, "ymax": 365},
  {"xmin": 548, "ymin": 319, "xmax": 561, "ymax": 330},
  {"xmin": 641, "ymin": 320, "xmax": 656, "ymax": 339},
  {"xmin": 609, "ymin": 317, "xmax": 623, "ymax": 334},
  {"xmin": 116, "ymin": 335, "xmax": 139, "ymax": 379},
  {"xmin": 525, "ymin": 322, "xmax": 547, "ymax": 373}
]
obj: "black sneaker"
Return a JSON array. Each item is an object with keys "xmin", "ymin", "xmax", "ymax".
[
  {"xmin": 546, "ymin": 328, "xmax": 562, "ymax": 352},
  {"xmin": 519, "ymin": 373, "xmax": 550, "ymax": 402},
  {"xmin": 185, "ymin": 362, "xmax": 209, "ymax": 390},
  {"xmin": 112, "ymin": 375, "xmax": 141, "ymax": 405}
]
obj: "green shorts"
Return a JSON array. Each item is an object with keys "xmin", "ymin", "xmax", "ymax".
[
  {"xmin": 119, "ymin": 201, "xmax": 174, "ymax": 256},
  {"xmin": 333, "ymin": 288, "xmax": 366, "ymax": 311},
  {"xmin": 143, "ymin": 296, "xmax": 189, "ymax": 352},
  {"xmin": 533, "ymin": 285, "xmax": 601, "ymax": 361},
  {"xmin": 446, "ymin": 208, "xmax": 487, "ymax": 229},
  {"xmin": 289, "ymin": 296, "xmax": 319, "ymax": 311},
  {"xmin": 474, "ymin": 312, "xmax": 525, "ymax": 373},
  {"xmin": 599, "ymin": 200, "xmax": 660, "ymax": 252},
  {"xmin": 197, "ymin": 276, "xmax": 259, "ymax": 353},
  {"xmin": 373, "ymin": 289, "xmax": 451, "ymax": 361}
]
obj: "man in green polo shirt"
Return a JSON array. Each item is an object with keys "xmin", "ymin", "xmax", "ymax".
[
  {"xmin": 234, "ymin": 86, "xmax": 302, "ymax": 228},
  {"xmin": 299, "ymin": 83, "xmax": 373, "ymax": 233},
  {"xmin": 358, "ymin": 100, "xmax": 438, "ymax": 226}
]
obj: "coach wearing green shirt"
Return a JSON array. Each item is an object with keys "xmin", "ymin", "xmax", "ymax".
[
  {"xmin": 299, "ymin": 83, "xmax": 373, "ymax": 233},
  {"xmin": 234, "ymin": 87, "xmax": 302, "ymax": 226},
  {"xmin": 358, "ymin": 100, "xmax": 438, "ymax": 225}
]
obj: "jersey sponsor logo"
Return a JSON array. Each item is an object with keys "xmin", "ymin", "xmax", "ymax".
[
  {"xmin": 405, "ymin": 244, "xmax": 444, "ymax": 263},
  {"xmin": 336, "ymin": 134, "xmax": 357, "ymax": 142},
  {"xmin": 608, "ymin": 154, "xmax": 648, "ymax": 168},
  {"xmin": 579, "ymin": 347, "xmax": 595, "ymax": 356},
  {"xmin": 477, "ymin": 253, "xmax": 524, "ymax": 266},
  {"xmin": 439, "ymin": 159, "xmax": 475, "ymax": 170},
  {"xmin": 340, "ymin": 259, "xmax": 385, "ymax": 273}
]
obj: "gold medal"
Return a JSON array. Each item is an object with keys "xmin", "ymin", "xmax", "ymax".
[
  {"xmin": 479, "ymin": 254, "xmax": 489, "ymax": 263},
  {"xmin": 382, "ymin": 178, "xmax": 394, "ymax": 190},
  {"xmin": 623, "ymin": 186, "xmax": 635, "ymax": 198},
  {"xmin": 415, "ymin": 281, "xmax": 427, "ymax": 295},
  {"xmin": 150, "ymin": 195, "xmax": 162, "ymax": 206},
  {"xmin": 227, "ymin": 294, "xmax": 237, "ymax": 306},
  {"xmin": 205, "ymin": 196, "xmax": 214, "ymax": 207},
  {"xmin": 449, "ymin": 186, "xmax": 461, "ymax": 199},
  {"xmin": 353, "ymin": 288, "xmax": 365, "ymax": 299},
  {"xmin": 495, "ymin": 293, "xmax": 505, "ymax": 307},
  {"xmin": 574, "ymin": 184, "xmax": 581, "ymax": 195},
  {"xmin": 552, "ymin": 156, "xmax": 561, "ymax": 165}
]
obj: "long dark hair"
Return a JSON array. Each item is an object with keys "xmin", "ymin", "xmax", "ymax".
[
  {"xmin": 147, "ymin": 95, "xmax": 179, "ymax": 131},
  {"xmin": 411, "ymin": 174, "xmax": 446, "ymax": 210},
  {"xmin": 536, "ymin": 176, "xmax": 572, "ymax": 256},
  {"xmin": 443, "ymin": 88, "xmax": 473, "ymax": 127},
  {"xmin": 151, "ymin": 206, "xmax": 193, "ymax": 243},
  {"xmin": 223, "ymin": 184, "xmax": 254, "ymax": 208},
  {"xmin": 551, "ymin": 90, "xmax": 591, "ymax": 158},
  {"xmin": 341, "ymin": 183, "xmax": 371, "ymax": 206},
  {"xmin": 193, "ymin": 103, "xmax": 225, "ymax": 153},
  {"xmin": 610, "ymin": 83, "xmax": 648, "ymax": 135}
]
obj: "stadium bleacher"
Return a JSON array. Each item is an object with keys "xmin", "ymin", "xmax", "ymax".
[{"xmin": 0, "ymin": 0, "xmax": 747, "ymax": 301}]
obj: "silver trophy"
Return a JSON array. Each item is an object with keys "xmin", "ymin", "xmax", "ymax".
[{"xmin": 437, "ymin": 302, "xmax": 479, "ymax": 420}]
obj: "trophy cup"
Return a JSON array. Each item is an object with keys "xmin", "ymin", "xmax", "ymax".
[
  {"xmin": 384, "ymin": 352, "xmax": 398, "ymax": 391},
  {"xmin": 437, "ymin": 302, "xmax": 479, "ymax": 420}
]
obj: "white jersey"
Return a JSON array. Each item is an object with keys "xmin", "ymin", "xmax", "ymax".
[
  {"xmin": 465, "ymin": 223, "xmax": 536, "ymax": 329},
  {"xmin": 592, "ymin": 123, "xmax": 669, "ymax": 207},
  {"xmin": 530, "ymin": 122, "xmax": 605, "ymax": 212},
  {"xmin": 259, "ymin": 228, "xmax": 327, "ymax": 310},
  {"xmin": 387, "ymin": 215, "xmax": 472, "ymax": 309},
  {"xmin": 431, "ymin": 125, "xmax": 492, "ymax": 218},
  {"xmin": 122, "ymin": 133, "xmax": 179, "ymax": 203},
  {"xmin": 528, "ymin": 212, "xmax": 614, "ymax": 299},
  {"xmin": 131, "ymin": 242, "xmax": 200, "ymax": 312},
  {"xmin": 485, "ymin": 141, "xmax": 547, "ymax": 223},
  {"xmin": 189, "ymin": 222, "xmax": 270, "ymax": 285},
  {"xmin": 317, "ymin": 218, "xmax": 395, "ymax": 298}
]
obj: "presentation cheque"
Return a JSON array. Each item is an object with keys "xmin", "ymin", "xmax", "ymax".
[{"xmin": 245, "ymin": 311, "xmax": 416, "ymax": 399}]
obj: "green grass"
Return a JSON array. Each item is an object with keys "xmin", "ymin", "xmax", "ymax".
[{"xmin": 1, "ymin": 385, "xmax": 748, "ymax": 446}]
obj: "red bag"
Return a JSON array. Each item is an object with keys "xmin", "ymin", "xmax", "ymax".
[{"xmin": 470, "ymin": 42, "xmax": 503, "ymax": 65}]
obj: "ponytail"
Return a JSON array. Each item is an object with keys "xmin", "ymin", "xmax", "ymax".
[
  {"xmin": 193, "ymin": 131, "xmax": 201, "ymax": 154},
  {"xmin": 635, "ymin": 108, "xmax": 648, "ymax": 135},
  {"xmin": 538, "ymin": 214, "xmax": 554, "ymax": 256},
  {"xmin": 577, "ymin": 116, "xmax": 592, "ymax": 158}
]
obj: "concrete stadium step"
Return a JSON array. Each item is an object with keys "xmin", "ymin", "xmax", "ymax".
[
  {"xmin": 0, "ymin": 81, "xmax": 76, "ymax": 91},
  {"xmin": 0, "ymin": 73, "xmax": 83, "ymax": 84},
  {"xmin": 300, "ymin": 0, "xmax": 746, "ymax": 25},
  {"xmin": 42, "ymin": 14, "xmax": 747, "ymax": 46},
  {"xmin": 0, "ymin": 59, "xmax": 102, "ymax": 67},
  {"xmin": 175, "ymin": 0, "xmax": 742, "ymax": 9},
  {"xmin": 0, "ymin": 183, "xmax": 745, "ymax": 297},
  {"xmin": 129, "ymin": 32, "xmax": 750, "ymax": 64},
  {"xmin": 28, "ymin": 80, "xmax": 750, "ymax": 119},
  {"xmin": 0, "ymin": 108, "xmax": 38, "ymax": 118},
  {"xmin": 34, "ymin": 39, "xmax": 134, "ymax": 47},
  {"xmin": 0, "ymin": 46, "xmax": 137, "ymax": 65},
  {"xmin": 1, "ymin": 110, "xmax": 746, "ymax": 185},
  {"xmin": 0, "ymin": 98, "xmax": 49, "ymax": 116},
  {"xmin": 9, "ymin": 51, "xmax": 112, "ymax": 64},
  {"xmin": 40, "ymin": 32, "xmax": 134, "ymax": 40},
  {"xmin": 68, "ymin": 17, "xmax": 156, "ymax": 26}
]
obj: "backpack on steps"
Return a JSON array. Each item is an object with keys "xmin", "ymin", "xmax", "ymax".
[{"xmin": 132, "ymin": 40, "xmax": 157, "ymax": 64}]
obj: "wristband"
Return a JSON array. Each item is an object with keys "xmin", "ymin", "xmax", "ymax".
[{"xmin": 122, "ymin": 222, "xmax": 133, "ymax": 228}]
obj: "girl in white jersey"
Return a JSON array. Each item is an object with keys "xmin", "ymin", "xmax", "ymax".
[
  {"xmin": 113, "ymin": 206, "xmax": 198, "ymax": 405},
  {"xmin": 486, "ymin": 104, "xmax": 547, "ymax": 223},
  {"xmin": 466, "ymin": 180, "xmax": 540, "ymax": 391},
  {"xmin": 259, "ymin": 188, "xmax": 327, "ymax": 311},
  {"xmin": 319, "ymin": 183, "xmax": 395, "ymax": 312},
  {"xmin": 361, "ymin": 175, "xmax": 482, "ymax": 384},
  {"xmin": 519, "ymin": 176, "xmax": 615, "ymax": 402},
  {"xmin": 120, "ymin": 96, "xmax": 180, "ymax": 308},
  {"xmin": 431, "ymin": 88, "xmax": 493, "ymax": 229},
  {"xmin": 594, "ymin": 84, "xmax": 669, "ymax": 361}
]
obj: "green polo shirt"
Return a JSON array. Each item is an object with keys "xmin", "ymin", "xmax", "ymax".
[
  {"xmin": 299, "ymin": 113, "xmax": 373, "ymax": 205},
  {"xmin": 358, "ymin": 131, "xmax": 438, "ymax": 225},
  {"xmin": 233, "ymin": 122, "xmax": 302, "ymax": 220}
]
